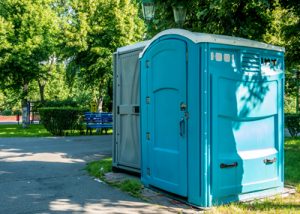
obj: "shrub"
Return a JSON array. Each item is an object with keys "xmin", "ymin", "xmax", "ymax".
[
  {"xmin": 285, "ymin": 113, "xmax": 300, "ymax": 137},
  {"xmin": 13, "ymin": 109, "xmax": 22, "ymax": 115},
  {"xmin": 33, "ymin": 99, "xmax": 81, "ymax": 112},
  {"xmin": 1, "ymin": 109, "xmax": 12, "ymax": 116},
  {"xmin": 39, "ymin": 107, "xmax": 85, "ymax": 136}
]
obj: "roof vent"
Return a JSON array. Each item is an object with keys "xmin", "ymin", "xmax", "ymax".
[{"xmin": 241, "ymin": 53, "xmax": 260, "ymax": 73}]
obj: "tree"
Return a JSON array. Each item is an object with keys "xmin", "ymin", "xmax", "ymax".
[
  {"xmin": 65, "ymin": 0, "xmax": 145, "ymax": 111},
  {"xmin": 148, "ymin": 0, "xmax": 274, "ymax": 41},
  {"xmin": 279, "ymin": 0, "xmax": 300, "ymax": 69},
  {"xmin": 0, "ymin": 0, "xmax": 60, "ymax": 127}
]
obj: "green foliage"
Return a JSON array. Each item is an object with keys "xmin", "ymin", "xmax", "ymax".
[
  {"xmin": 284, "ymin": 95, "xmax": 296, "ymax": 113},
  {"xmin": 280, "ymin": 0, "xmax": 300, "ymax": 69},
  {"xmin": 40, "ymin": 99, "xmax": 80, "ymax": 108},
  {"xmin": 149, "ymin": 0, "xmax": 273, "ymax": 41},
  {"xmin": 0, "ymin": 0, "xmax": 62, "ymax": 127},
  {"xmin": 0, "ymin": 124, "xmax": 51, "ymax": 137},
  {"xmin": 0, "ymin": 0, "xmax": 60, "ymax": 92},
  {"xmin": 1, "ymin": 109, "xmax": 12, "ymax": 116},
  {"xmin": 285, "ymin": 113, "xmax": 300, "ymax": 137},
  {"xmin": 39, "ymin": 107, "xmax": 85, "ymax": 136},
  {"xmin": 263, "ymin": 2, "xmax": 299, "ymax": 70},
  {"xmin": 13, "ymin": 109, "xmax": 21, "ymax": 115},
  {"xmin": 0, "ymin": 89, "xmax": 22, "ymax": 112},
  {"xmin": 64, "ymin": 0, "xmax": 145, "ymax": 110}
]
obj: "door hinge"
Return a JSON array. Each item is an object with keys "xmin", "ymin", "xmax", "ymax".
[
  {"xmin": 146, "ymin": 60, "xmax": 150, "ymax": 68},
  {"xmin": 147, "ymin": 167, "xmax": 151, "ymax": 176},
  {"xmin": 146, "ymin": 132, "xmax": 150, "ymax": 140},
  {"xmin": 146, "ymin": 96, "xmax": 150, "ymax": 104}
]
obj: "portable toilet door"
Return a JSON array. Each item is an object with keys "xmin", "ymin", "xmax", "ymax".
[
  {"xmin": 140, "ymin": 29, "xmax": 284, "ymax": 207},
  {"xmin": 112, "ymin": 41, "xmax": 149, "ymax": 173},
  {"xmin": 140, "ymin": 36, "xmax": 191, "ymax": 196}
]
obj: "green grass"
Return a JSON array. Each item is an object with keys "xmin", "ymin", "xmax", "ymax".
[
  {"xmin": 85, "ymin": 157, "xmax": 143, "ymax": 198},
  {"xmin": 86, "ymin": 138, "xmax": 300, "ymax": 213},
  {"xmin": 0, "ymin": 124, "xmax": 112, "ymax": 137},
  {"xmin": 285, "ymin": 137, "xmax": 300, "ymax": 189},
  {"xmin": 0, "ymin": 124, "xmax": 51, "ymax": 137},
  {"xmin": 85, "ymin": 157, "xmax": 113, "ymax": 179},
  {"xmin": 118, "ymin": 179, "xmax": 143, "ymax": 198}
]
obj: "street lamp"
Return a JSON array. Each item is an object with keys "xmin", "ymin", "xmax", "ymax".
[
  {"xmin": 142, "ymin": 0, "xmax": 155, "ymax": 21},
  {"xmin": 141, "ymin": 1, "xmax": 187, "ymax": 28},
  {"xmin": 172, "ymin": 4, "xmax": 187, "ymax": 28}
]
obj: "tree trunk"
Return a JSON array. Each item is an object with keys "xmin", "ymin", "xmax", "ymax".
[
  {"xmin": 38, "ymin": 80, "xmax": 45, "ymax": 103},
  {"xmin": 98, "ymin": 97, "xmax": 103, "ymax": 112},
  {"xmin": 21, "ymin": 83, "xmax": 29, "ymax": 128}
]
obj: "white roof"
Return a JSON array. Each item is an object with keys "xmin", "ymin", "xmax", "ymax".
[
  {"xmin": 139, "ymin": 29, "xmax": 284, "ymax": 57},
  {"xmin": 116, "ymin": 40, "xmax": 150, "ymax": 54}
]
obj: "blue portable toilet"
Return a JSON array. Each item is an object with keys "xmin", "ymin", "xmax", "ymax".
[{"xmin": 140, "ymin": 29, "xmax": 284, "ymax": 207}]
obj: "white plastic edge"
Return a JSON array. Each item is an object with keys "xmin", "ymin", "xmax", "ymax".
[
  {"xmin": 116, "ymin": 40, "xmax": 150, "ymax": 54},
  {"xmin": 139, "ymin": 29, "xmax": 285, "ymax": 58}
]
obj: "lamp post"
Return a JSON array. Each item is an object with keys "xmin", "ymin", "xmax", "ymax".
[
  {"xmin": 142, "ymin": 0, "xmax": 155, "ymax": 21},
  {"xmin": 172, "ymin": 4, "xmax": 187, "ymax": 28},
  {"xmin": 141, "ymin": 1, "xmax": 187, "ymax": 28}
]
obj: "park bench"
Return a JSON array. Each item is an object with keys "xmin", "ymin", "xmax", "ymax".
[{"xmin": 84, "ymin": 112, "xmax": 113, "ymax": 135}]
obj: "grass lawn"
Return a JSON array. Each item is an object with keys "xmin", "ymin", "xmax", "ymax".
[
  {"xmin": 0, "ymin": 124, "xmax": 51, "ymax": 137},
  {"xmin": 0, "ymin": 124, "xmax": 112, "ymax": 137},
  {"xmin": 86, "ymin": 138, "xmax": 300, "ymax": 213}
]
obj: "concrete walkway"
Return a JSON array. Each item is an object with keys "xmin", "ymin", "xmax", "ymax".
[{"xmin": 0, "ymin": 136, "xmax": 177, "ymax": 214}]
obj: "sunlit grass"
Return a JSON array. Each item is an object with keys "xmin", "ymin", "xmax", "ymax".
[
  {"xmin": 0, "ymin": 124, "xmax": 113, "ymax": 137},
  {"xmin": 0, "ymin": 124, "xmax": 51, "ymax": 137}
]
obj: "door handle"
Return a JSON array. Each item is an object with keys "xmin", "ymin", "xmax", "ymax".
[
  {"xmin": 264, "ymin": 157, "xmax": 277, "ymax": 164},
  {"xmin": 180, "ymin": 118, "xmax": 185, "ymax": 136},
  {"xmin": 220, "ymin": 162, "xmax": 238, "ymax": 168}
]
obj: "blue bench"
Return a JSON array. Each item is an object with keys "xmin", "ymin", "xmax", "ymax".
[{"xmin": 84, "ymin": 112, "xmax": 113, "ymax": 135}]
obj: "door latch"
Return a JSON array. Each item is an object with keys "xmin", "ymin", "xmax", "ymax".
[{"xmin": 180, "ymin": 102, "xmax": 187, "ymax": 111}]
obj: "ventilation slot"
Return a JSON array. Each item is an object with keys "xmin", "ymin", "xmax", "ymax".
[{"xmin": 241, "ymin": 53, "xmax": 260, "ymax": 73}]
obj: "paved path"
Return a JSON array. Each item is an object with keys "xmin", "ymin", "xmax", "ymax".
[{"xmin": 0, "ymin": 136, "xmax": 174, "ymax": 214}]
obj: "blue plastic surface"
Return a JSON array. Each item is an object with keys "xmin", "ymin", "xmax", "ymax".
[{"xmin": 140, "ymin": 30, "xmax": 284, "ymax": 207}]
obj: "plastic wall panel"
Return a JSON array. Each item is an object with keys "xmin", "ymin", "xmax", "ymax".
[
  {"xmin": 113, "ymin": 46, "xmax": 145, "ymax": 172},
  {"xmin": 210, "ymin": 46, "xmax": 283, "ymax": 202}
]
